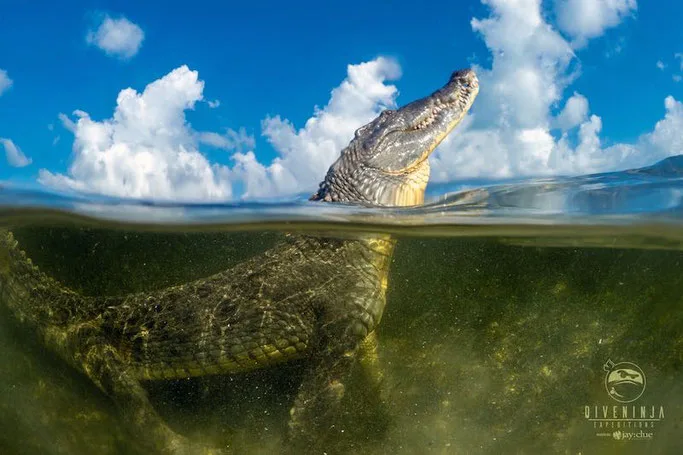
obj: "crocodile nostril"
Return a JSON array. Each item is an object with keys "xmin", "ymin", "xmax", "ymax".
[{"xmin": 450, "ymin": 68, "xmax": 478, "ymax": 86}]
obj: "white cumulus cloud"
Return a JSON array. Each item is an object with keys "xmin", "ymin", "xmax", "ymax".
[
  {"xmin": 639, "ymin": 96, "xmax": 683, "ymax": 159},
  {"xmin": 0, "ymin": 138, "xmax": 32, "ymax": 167},
  {"xmin": 40, "ymin": 59, "xmax": 402, "ymax": 202},
  {"xmin": 555, "ymin": 0, "xmax": 637, "ymax": 48},
  {"xmin": 431, "ymin": 0, "xmax": 579, "ymax": 180},
  {"xmin": 428, "ymin": 0, "xmax": 671, "ymax": 182},
  {"xmin": 86, "ymin": 14, "xmax": 144, "ymax": 60},
  {"xmin": 40, "ymin": 66, "xmax": 232, "ymax": 201},
  {"xmin": 0, "ymin": 69, "xmax": 13, "ymax": 96},
  {"xmin": 554, "ymin": 92, "xmax": 589, "ymax": 130},
  {"xmin": 196, "ymin": 127, "xmax": 255, "ymax": 153}
]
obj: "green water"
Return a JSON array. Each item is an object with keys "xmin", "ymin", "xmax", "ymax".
[{"xmin": 0, "ymin": 219, "xmax": 681, "ymax": 454}]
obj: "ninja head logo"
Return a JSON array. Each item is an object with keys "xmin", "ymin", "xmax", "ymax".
[{"xmin": 603, "ymin": 359, "xmax": 646, "ymax": 403}]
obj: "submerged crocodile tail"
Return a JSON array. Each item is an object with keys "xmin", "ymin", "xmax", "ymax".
[{"xmin": 0, "ymin": 229, "xmax": 84, "ymax": 333}]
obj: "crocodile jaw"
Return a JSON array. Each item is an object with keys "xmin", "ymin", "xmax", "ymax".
[{"xmin": 311, "ymin": 68, "xmax": 479, "ymax": 207}]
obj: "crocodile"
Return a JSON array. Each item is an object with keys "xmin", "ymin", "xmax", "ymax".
[{"xmin": 0, "ymin": 68, "xmax": 479, "ymax": 454}]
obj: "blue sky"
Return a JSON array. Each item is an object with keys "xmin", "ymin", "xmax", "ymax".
[{"xmin": 0, "ymin": 0, "xmax": 682, "ymax": 201}]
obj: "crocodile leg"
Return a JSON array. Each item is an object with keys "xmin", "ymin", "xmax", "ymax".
[
  {"xmin": 356, "ymin": 330, "xmax": 393, "ymax": 441},
  {"xmin": 63, "ymin": 328, "xmax": 221, "ymax": 455},
  {"xmin": 357, "ymin": 331, "xmax": 385, "ymax": 396},
  {"xmin": 285, "ymin": 346, "xmax": 356, "ymax": 453},
  {"xmin": 284, "ymin": 310, "xmax": 377, "ymax": 453},
  {"xmin": 283, "ymin": 339, "xmax": 390, "ymax": 453}
]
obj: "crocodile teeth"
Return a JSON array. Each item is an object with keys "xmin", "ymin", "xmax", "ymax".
[{"xmin": 413, "ymin": 99, "xmax": 456, "ymax": 130}]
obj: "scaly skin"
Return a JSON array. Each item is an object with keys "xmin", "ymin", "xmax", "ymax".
[{"xmin": 0, "ymin": 69, "xmax": 479, "ymax": 454}]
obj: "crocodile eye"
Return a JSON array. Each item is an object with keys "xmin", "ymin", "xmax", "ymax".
[{"xmin": 354, "ymin": 124, "xmax": 371, "ymax": 138}]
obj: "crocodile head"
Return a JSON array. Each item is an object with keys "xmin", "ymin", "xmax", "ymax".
[{"xmin": 311, "ymin": 68, "xmax": 479, "ymax": 207}]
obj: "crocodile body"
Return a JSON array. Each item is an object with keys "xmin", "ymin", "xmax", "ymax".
[
  {"xmin": 1, "ymin": 234, "xmax": 392, "ymax": 380},
  {"xmin": 0, "ymin": 69, "xmax": 479, "ymax": 454}
]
